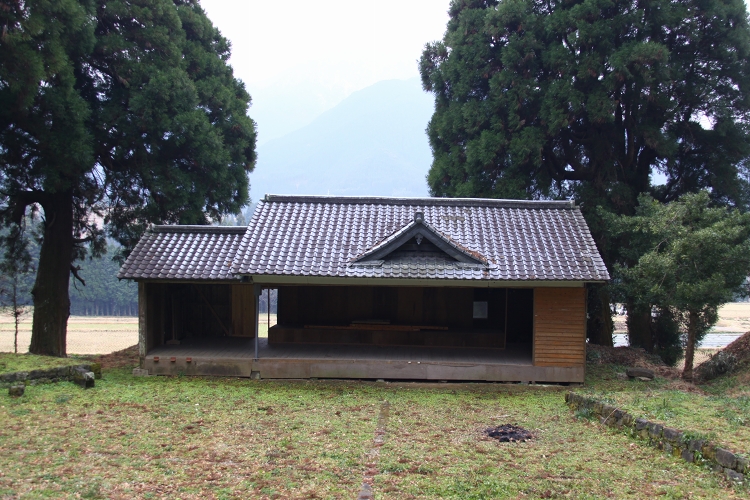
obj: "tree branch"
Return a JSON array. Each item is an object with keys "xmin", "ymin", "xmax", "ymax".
[
  {"xmin": 70, "ymin": 265, "xmax": 86, "ymax": 286},
  {"xmin": 6, "ymin": 190, "xmax": 48, "ymax": 225}
]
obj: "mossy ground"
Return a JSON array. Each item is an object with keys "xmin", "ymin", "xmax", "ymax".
[{"xmin": 0, "ymin": 353, "xmax": 88, "ymax": 375}]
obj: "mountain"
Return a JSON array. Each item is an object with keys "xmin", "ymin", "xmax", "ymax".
[{"xmin": 249, "ymin": 78, "xmax": 434, "ymax": 200}]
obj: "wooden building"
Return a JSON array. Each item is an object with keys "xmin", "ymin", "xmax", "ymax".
[{"xmin": 119, "ymin": 195, "xmax": 609, "ymax": 383}]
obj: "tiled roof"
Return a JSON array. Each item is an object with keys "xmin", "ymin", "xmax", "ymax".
[
  {"xmin": 118, "ymin": 225, "xmax": 246, "ymax": 281},
  {"xmin": 235, "ymin": 195, "xmax": 609, "ymax": 282}
]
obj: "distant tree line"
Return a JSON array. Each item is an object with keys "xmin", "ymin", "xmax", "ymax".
[
  {"xmin": 68, "ymin": 251, "xmax": 138, "ymax": 316},
  {"xmin": 0, "ymin": 215, "xmax": 137, "ymax": 317}
]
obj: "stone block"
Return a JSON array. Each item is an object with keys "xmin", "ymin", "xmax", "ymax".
[
  {"xmin": 8, "ymin": 384, "xmax": 24, "ymax": 397},
  {"xmin": 687, "ymin": 439, "xmax": 705, "ymax": 453},
  {"xmin": 626, "ymin": 367, "xmax": 655, "ymax": 380},
  {"xmin": 71, "ymin": 366, "xmax": 95, "ymax": 389},
  {"xmin": 648, "ymin": 422, "xmax": 664, "ymax": 440},
  {"xmin": 132, "ymin": 368, "xmax": 150, "ymax": 377},
  {"xmin": 681, "ymin": 449, "xmax": 695, "ymax": 463},
  {"xmin": 663, "ymin": 427, "xmax": 682, "ymax": 444},
  {"xmin": 620, "ymin": 412, "xmax": 634, "ymax": 428},
  {"xmin": 725, "ymin": 469, "xmax": 743, "ymax": 482},
  {"xmin": 715, "ymin": 448, "xmax": 737, "ymax": 470},
  {"xmin": 701, "ymin": 443, "xmax": 717, "ymax": 461},
  {"xmin": 664, "ymin": 442, "xmax": 673, "ymax": 454},
  {"xmin": 736, "ymin": 456, "xmax": 748, "ymax": 474},
  {"xmin": 635, "ymin": 418, "xmax": 649, "ymax": 431}
]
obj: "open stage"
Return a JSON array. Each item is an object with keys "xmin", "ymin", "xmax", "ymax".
[{"xmin": 143, "ymin": 338, "xmax": 583, "ymax": 383}]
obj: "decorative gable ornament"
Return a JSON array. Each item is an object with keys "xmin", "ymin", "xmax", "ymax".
[{"xmin": 350, "ymin": 211, "xmax": 487, "ymax": 268}]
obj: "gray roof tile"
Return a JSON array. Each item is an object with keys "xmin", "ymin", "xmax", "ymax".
[
  {"xmin": 235, "ymin": 195, "xmax": 609, "ymax": 282},
  {"xmin": 118, "ymin": 225, "xmax": 246, "ymax": 281}
]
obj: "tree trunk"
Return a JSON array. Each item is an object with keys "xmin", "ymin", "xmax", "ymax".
[
  {"xmin": 682, "ymin": 310, "xmax": 698, "ymax": 382},
  {"xmin": 626, "ymin": 301, "xmax": 653, "ymax": 351},
  {"xmin": 586, "ymin": 284, "xmax": 614, "ymax": 346},
  {"xmin": 29, "ymin": 190, "xmax": 74, "ymax": 357}
]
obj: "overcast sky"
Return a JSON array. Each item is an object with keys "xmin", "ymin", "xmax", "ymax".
[
  {"xmin": 199, "ymin": 0, "xmax": 451, "ymax": 143},
  {"xmin": 200, "ymin": 0, "xmax": 750, "ymax": 144}
]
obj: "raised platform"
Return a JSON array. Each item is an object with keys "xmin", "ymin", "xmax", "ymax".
[{"xmin": 143, "ymin": 338, "xmax": 583, "ymax": 383}]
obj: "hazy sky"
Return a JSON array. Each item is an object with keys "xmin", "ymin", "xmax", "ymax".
[
  {"xmin": 199, "ymin": 0, "xmax": 451, "ymax": 143},
  {"xmin": 200, "ymin": 0, "xmax": 750, "ymax": 144}
]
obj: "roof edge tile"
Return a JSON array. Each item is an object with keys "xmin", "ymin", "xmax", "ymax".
[{"xmin": 262, "ymin": 194, "xmax": 575, "ymax": 210}]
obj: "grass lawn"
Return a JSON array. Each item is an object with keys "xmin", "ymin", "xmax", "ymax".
[
  {"xmin": 1, "ymin": 365, "xmax": 746, "ymax": 499},
  {"xmin": 579, "ymin": 364, "xmax": 750, "ymax": 454}
]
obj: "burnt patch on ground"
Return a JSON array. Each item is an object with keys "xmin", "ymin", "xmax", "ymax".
[{"xmin": 484, "ymin": 424, "xmax": 533, "ymax": 443}]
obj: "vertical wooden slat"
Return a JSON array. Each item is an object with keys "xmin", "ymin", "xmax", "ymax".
[
  {"xmin": 138, "ymin": 282, "xmax": 147, "ymax": 365},
  {"xmin": 533, "ymin": 287, "xmax": 586, "ymax": 367},
  {"xmin": 231, "ymin": 285, "xmax": 256, "ymax": 337}
]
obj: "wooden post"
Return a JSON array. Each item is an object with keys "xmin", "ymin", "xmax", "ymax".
[
  {"xmin": 138, "ymin": 282, "xmax": 147, "ymax": 367},
  {"xmin": 504, "ymin": 288, "xmax": 508, "ymax": 338},
  {"xmin": 254, "ymin": 284, "xmax": 261, "ymax": 359}
]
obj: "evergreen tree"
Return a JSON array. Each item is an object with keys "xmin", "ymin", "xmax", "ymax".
[
  {"xmin": 0, "ymin": 220, "xmax": 34, "ymax": 353},
  {"xmin": 420, "ymin": 0, "xmax": 750, "ymax": 346},
  {"xmin": 0, "ymin": 0, "xmax": 256, "ymax": 356},
  {"xmin": 607, "ymin": 192, "xmax": 750, "ymax": 380}
]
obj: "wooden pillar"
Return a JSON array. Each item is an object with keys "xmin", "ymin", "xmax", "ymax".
[
  {"xmin": 254, "ymin": 284, "xmax": 261, "ymax": 359},
  {"xmin": 138, "ymin": 282, "xmax": 147, "ymax": 366}
]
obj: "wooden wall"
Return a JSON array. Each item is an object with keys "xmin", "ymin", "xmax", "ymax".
[
  {"xmin": 141, "ymin": 283, "xmax": 255, "ymax": 353},
  {"xmin": 231, "ymin": 285, "xmax": 256, "ymax": 337},
  {"xmin": 533, "ymin": 288, "xmax": 586, "ymax": 367}
]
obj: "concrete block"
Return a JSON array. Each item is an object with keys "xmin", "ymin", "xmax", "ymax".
[
  {"xmin": 71, "ymin": 366, "xmax": 95, "ymax": 389},
  {"xmin": 132, "ymin": 368, "xmax": 150, "ymax": 377}
]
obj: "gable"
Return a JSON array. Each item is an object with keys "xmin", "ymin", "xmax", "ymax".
[{"xmin": 352, "ymin": 212, "xmax": 486, "ymax": 266}]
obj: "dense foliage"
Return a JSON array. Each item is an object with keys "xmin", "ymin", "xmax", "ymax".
[
  {"xmin": 419, "ymin": 0, "xmax": 750, "ymax": 347},
  {"xmin": 0, "ymin": 0, "xmax": 256, "ymax": 355},
  {"xmin": 607, "ymin": 192, "xmax": 750, "ymax": 379}
]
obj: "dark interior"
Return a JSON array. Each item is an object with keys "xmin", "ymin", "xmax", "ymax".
[
  {"xmin": 272, "ymin": 285, "xmax": 534, "ymax": 349},
  {"xmin": 146, "ymin": 284, "xmax": 234, "ymax": 348}
]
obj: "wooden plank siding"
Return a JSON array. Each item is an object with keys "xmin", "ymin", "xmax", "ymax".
[
  {"xmin": 533, "ymin": 288, "xmax": 586, "ymax": 367},
  {"xmin": 231, "ymin": 285, "xmax": 256, "ymax": 337}
]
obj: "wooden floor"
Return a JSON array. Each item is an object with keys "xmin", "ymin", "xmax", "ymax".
[{"xmin": 144, "ymin": 337, "xmax": 583, "ymax": 383}]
